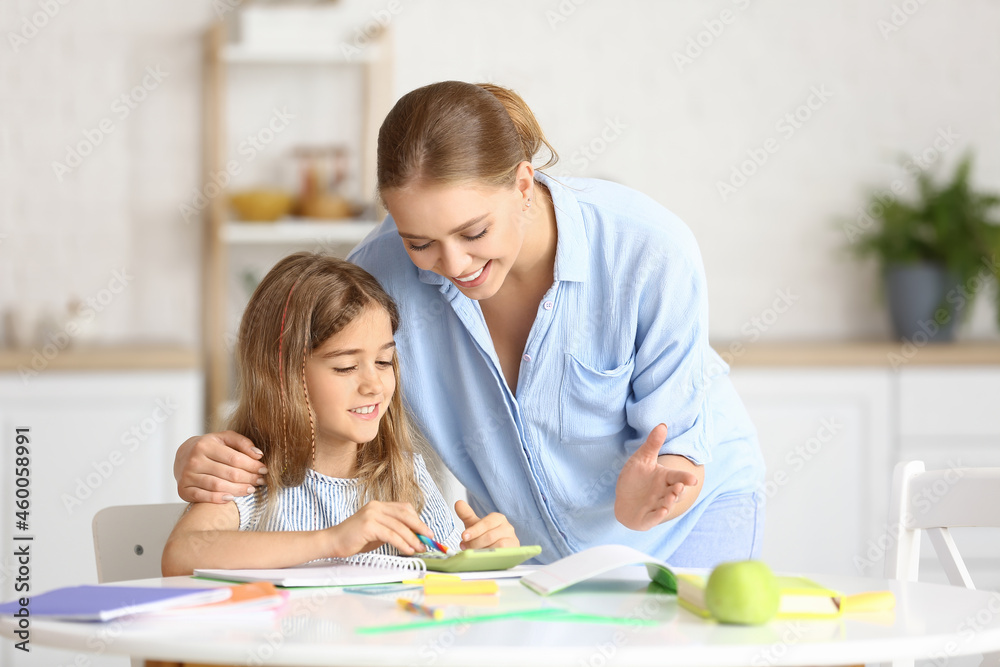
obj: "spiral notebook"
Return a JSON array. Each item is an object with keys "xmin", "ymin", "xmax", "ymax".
[{"xmin": 194, "ymin": 553, "xmax": 427, "ymax": 588}]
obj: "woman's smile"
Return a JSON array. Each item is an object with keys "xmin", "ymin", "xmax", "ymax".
[{"xmin": 452, "ymin": 259, "xmax": 492, "ymax": 288}]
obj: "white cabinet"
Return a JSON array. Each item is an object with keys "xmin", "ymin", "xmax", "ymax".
[
  {"xmin": 0, "ymin": 368, "xmax": 202, "ymax": 667},
  {"xmin": 727, "ymin": 349, "xmax": 1000, "ymax": 593},
  {"xmin": 729, "ymin": 369, "xmax": 892, "ymax": 578}
]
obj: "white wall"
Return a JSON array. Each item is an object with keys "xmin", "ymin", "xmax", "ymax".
[{"xmin": 2, "ymin": 0, "xmax": 998, "ymax": 348}]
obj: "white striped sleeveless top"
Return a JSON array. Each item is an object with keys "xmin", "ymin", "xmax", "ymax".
[{"xmin": 233, "ymin": 453, "xmax": 463, "ymax": 555}]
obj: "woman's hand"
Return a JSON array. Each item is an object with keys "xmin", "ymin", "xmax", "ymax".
[
  {"xmin": 174, "ymin": 431, "xmax": 268, "ymax": 503},
  {"xmin": 325, "ymin": 501, "xmax": 433, "ymax": 558},
  {"xmin": 454, "ymin": 500, "xmax": 520, "ymax": 549},
  {"xmin": 615, "ymin": 424, "xmax": 701, "ymax": 531}
]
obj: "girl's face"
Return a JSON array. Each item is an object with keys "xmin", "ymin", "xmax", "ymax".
[
  {"xmin": 383, "ymin": 180, "xmax": 528, "ymax": 301},
  {"xmin": 303, "ymin": 306, "xmax": 396, "ymax": 452}
]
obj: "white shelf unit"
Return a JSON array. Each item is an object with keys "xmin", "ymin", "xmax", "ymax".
[
  {"xmin": 222, "ymin": 219, "xmax": 380, "ymax": 245},
  {"xmin": 221, "ymin": 43, "xmax": 384, "ymax": 65},
  {"xmin": 201, "ymin": 18, "xmax": 393, "ymax": 428}
]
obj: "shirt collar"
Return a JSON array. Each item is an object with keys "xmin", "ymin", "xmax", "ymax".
[
  {"xmin": 537, "ymin": 171, "xmax": 589, "ymax": 284},
  {"xmin": 412, "ymin": 171, "xmax": 590, "ymax": 287}
]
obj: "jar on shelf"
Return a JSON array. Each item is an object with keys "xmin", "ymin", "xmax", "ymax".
[{"xmin": 291, "ymin": 144, "xmax": 356, "ymax": 220}]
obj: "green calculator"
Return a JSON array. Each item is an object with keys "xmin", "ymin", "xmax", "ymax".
[{"xmin": 413, "ymin": 545, "xmax": 542, "ymax": 572}]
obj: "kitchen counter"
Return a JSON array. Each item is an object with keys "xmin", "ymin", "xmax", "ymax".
[{"xmin": 711, "ymin": 340, "xmax": 1000, "ymax": 366}]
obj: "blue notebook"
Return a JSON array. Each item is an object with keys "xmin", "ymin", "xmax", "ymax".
[{"xmin": 0, "ymin": 585, "xmax": 231, "ymax": 621}]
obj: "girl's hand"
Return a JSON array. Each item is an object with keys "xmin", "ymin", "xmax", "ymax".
[
  {"xmin": 454, "ymin": 500, "xmax": 520, "ymax": 549},
  {"xmin": 174, "ymin": 431, "xmax": 268, "ymax": 503},
  {"xmin": 326, "ymin": 501, "xmax": 433, "ymax": 557},
  {"xmin": 615, "ymin": 424, "xmax": 700, "ymax": 531}
]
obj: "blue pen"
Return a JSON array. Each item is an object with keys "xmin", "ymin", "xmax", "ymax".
[{"xmin": 416, "ymin": 533, "xmax": 448, "ymax": 553}]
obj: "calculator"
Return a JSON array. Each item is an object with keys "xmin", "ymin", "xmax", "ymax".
[{"xmin": 413, "ymin": 546, "xmax": 542, "ymax": 572}]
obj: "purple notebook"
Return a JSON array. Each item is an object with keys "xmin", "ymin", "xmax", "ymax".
[{"xmin": 0, "ymin": 585, "xmax": 231, "ymax": 621}]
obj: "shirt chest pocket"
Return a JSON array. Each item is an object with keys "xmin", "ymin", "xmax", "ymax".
[{"xmin": 559, "ymin": 353, "xmax": 635, "ymax": 444}]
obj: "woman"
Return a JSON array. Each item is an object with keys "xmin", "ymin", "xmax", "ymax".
[{"xmin": 174, "ymin": 81, "xmax": 765, "ymax": 566}]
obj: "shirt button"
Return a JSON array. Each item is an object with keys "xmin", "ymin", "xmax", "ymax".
[
  {"xmin": 542, "ymin": 493, "xmax": 547, "ymax": 502},
  {"xmin": 543, "ymin": 300, "xmax": 554, "ymax": 310},
  {"xmin": 522, "ymin": 353, "xmax": 531, "ymax": 362}
]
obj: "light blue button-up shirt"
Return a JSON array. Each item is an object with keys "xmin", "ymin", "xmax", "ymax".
[{"xmin": 348, "ymin": 173, "xmax": 765, "ymax": 563}]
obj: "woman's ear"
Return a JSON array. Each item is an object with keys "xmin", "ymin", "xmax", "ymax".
[{"xmin": 514, "ymin": 160, "xmax": 535, "ymax": 202}]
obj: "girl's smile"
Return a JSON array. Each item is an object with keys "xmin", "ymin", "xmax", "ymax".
[{"xmin": 349, "ymin": 403, "xmax": 380, "ymax": 420}]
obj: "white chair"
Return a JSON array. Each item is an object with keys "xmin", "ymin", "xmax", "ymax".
[
  {"xmin": 884, "ymin": 460, "xmax": 1000, "ymax": 667},
  {"xmin": 92, "ymin": 503, "xmax": 188, "ymax": 584}
]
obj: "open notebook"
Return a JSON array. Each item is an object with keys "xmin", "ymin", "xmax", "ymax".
[
  {"xmin": 195, "ymin": 553, "xmax": 427, "ymax": 587},
  {"xmin": 195, "ymin": 549, "xmax": 539, "ymax": 587}
]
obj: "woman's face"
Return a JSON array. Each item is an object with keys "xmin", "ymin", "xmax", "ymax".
[
  {"xmin": 303, "ymin": 306, "xmax": 396, "ymax": 452},
  {"xmin": 383, "ymin": 181, "xmax": 528, "ymax": 301}
]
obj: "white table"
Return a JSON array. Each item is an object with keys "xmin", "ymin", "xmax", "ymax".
[{"xmin": 3, "ymin": 569, "xmax": 1000, "ymax": 666}]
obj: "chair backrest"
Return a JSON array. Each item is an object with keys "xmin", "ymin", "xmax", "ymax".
[
  {"xmin": 883, "ymin": 460, "xmax": 1000, "ymax": 588},
  {"xmin": 92, "ymin": 503, "xmax": 188, "ymax": 583}
]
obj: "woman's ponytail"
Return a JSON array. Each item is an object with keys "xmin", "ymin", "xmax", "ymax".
[{"xmin": 477, "ymin": 83, "xmax": 558, "ymax": 171}]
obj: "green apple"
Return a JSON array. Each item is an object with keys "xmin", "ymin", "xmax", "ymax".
[{"xmin": 705, "ymin": 560, "xmax": 780, "ymax": 625}]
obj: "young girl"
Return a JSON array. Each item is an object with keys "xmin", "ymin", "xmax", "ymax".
[{"xmin": 162, "ymin": 252, "xmax": 519, "ymax": 576}]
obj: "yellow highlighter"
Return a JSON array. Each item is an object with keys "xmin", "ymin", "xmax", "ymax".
[
  {"xmin": 422, "ymin": 580, "xmax": 499, "ymax": 596},
  {"xmin": 842, "ymin": 590, "xmax": 896, "ymax": 613}
]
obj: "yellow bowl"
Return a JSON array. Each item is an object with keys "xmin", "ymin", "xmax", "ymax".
[{"xmin": 229, "ymin": 189, "xmax": 294, "ymax": 222}]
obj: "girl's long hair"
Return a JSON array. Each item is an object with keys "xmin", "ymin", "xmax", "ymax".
[
  {"xmin": 376, "ymin": 80, "xmax": 558, "ymax": 196},
  {"xmin": 228, "ymin": 252, "xmax": 424, "ymax": 519}
]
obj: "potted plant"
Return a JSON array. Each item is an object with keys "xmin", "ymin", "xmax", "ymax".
[{"xmin": 847, "ymin": 153, "xmax": 1000, "ymax": 342}]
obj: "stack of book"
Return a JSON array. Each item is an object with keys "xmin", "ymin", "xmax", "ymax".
[{"xmin": 0, "ymin": 581, "xmax": 287, "ymax": 622}]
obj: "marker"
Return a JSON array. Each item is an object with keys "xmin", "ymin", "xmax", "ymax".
[
  {"xmin": 416, "ymin": 533, "xmax": 448, "ymax": 553},
  {"xmin": 397, "ymin": 598, "xmax": 443, "ymax": 620}
]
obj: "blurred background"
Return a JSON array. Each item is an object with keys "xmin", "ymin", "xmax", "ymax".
[{"xmin": 1, "ymin": 2, "xmax": 999, "ymax": 665}]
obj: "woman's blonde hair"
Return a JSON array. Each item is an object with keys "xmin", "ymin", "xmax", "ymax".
[
  {"xmin": 228, "ymin": 252, "xmax": 423, "ymax": 517},
  {"xmin": 376, "ymin": 81, "xmax": 558, "ymax": 197}
]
